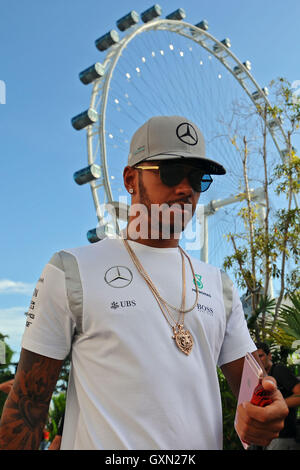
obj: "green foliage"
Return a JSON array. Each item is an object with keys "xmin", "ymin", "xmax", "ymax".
[
  {"xmin": 47, "ymin": 357, "xmax": 70, "ymax": 441},
  {"xmin": 246, "ymin": 295, "xmax": 276, "ymax": 339},
  {"xmin": 47, "ymin": 392, "xmax": 66, "ymax": 441},
  {"xmin": 264, "ymin": 292, "xmax": 300, "ymax": 348},
  {"xmin": 0, "ymin": 333, "xmax": 14, "ymax": 366},
  {"xmin": 0, "ymin": 334, "xmax": 15, "ymax": 418},
  {"xmin": 223, "ymin": 78, "xmax": 300, "ymax": 326},
  {"xmin": 220, "ymin": 78, "xmax": 300, "ymax": 448},
  {"xmin": 54, "ymin": 356, "xmax": 70, "ymax": 395},
  {"xmin": 46, "ymin": 357, "xmax": 70, "ymax": 441},
  {"xmin": 278, "ymin": 293, "xmax": 300, "ymax": 340},
  {"xmin": 218, "ymin": 369, "xmax": 242, "ymax": 450}
]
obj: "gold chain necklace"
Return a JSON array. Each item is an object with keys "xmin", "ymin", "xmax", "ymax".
[{"xmin": 122, "ymin": 239, "xmax": 199, "ymax": 355}]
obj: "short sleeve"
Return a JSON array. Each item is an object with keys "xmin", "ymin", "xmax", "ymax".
[
  {"xmin": 21, "ymin": 255, "xmax": 76, "ymax": 360},
  {"xmin": 217, "ymin": 283, "xmax": 256, "ymax": 367}
]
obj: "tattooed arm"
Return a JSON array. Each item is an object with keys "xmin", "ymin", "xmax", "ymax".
[{"xmin": 0, "ymin": 348, "xmax": 63, "ymax": 450}]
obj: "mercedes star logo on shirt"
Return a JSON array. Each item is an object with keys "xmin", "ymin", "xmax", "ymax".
[
  {"xmin": 176, "ymin": 122, "xmax": 198, "ymax": 146},
  {"xmin": 104, "ymin": 266, "xmax": 133, "ymax": 288}
]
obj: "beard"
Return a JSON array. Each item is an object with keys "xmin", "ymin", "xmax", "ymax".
[{"xmin": 135, "ymin": 174, "xmax": 193, "ymax": 239}]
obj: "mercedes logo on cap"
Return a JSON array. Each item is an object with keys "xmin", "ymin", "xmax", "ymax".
[
  {"xmin": 104, "ymin": 266, "xmax": 133, "ymax": 288},
  {"xmin": 176, "ymin": 122, "xmax": 198, "ymax": 146}
]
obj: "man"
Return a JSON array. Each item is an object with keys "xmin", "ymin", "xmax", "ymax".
[
  {"xmin": 256, "ymin": 342, "xmax": 300, "ymax": 450},
  {"xmin": 0, "ymin": 116, "xmax": 288, "ymax": 450}
]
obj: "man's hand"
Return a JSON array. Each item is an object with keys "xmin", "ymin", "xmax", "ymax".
[
  {"xmin": 0, "ymin": 349, "xmax": 63, "ymax": 450},
  {"xmin": 235, "ymin": 376, "xmax": 289, "ymax": 447}
]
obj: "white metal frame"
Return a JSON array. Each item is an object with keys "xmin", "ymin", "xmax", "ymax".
[{"xmin": 83, "ymin": 17, "xmax": 295, "ymax": 269}]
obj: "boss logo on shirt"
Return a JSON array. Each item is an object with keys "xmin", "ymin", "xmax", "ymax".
[
  {"xmin": 110, "ymin": 300, "xmax": 137, "ymax": 309},
  {"xmin": 197, "ymin": 303, "xmax": 214, "ymax": 316}
]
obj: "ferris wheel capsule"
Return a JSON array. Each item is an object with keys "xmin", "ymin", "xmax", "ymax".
[
  {"xmin": 268, "ymin": 115, "xmax": 284, "ymax": 130},
  {"xmin": 233, "ymin": 60, "xmax": 251, "ymax": 76},
  {"xmin": 141, "ymin": 4, "xmax": 162, "ymax": 23},
  {"xmin": 252, "ymin": 87, "xmax": 269, "ymax": 101},
  {"xmin": 280, "ymin": 146, "xmax": 297, "ymax": 162},
  {"xmin": 79, "ymin": 63, "xmax": 105, "ymax": 85},
  {"xmin": 194, "ymin": 20, "xmax": 209, "ymax": 31},
  {"xmin": 71, "ymin": 108, "xmax": 98, "ymax": 130},
  {"xmin": 166, "ymin": 8, "xmax": 186, "ymax": 21},
  {"xmin": 95, "ymin": 30, "xmax": 119, "ymax": 51},
  {"xmin": 116, "ymin": 11, "xmax": 139, "ymax": 31},
  {"xmin": 87, "ymin": 224, "xmax": 115, "ymax": 243},
  {"xmin": 73, "ymin": 164, "xmax": 101, "ymax": 185},
  {"xmin": 213, "ymin": 38, "xmax": 231, "ymax": 53},
  {"xmin": 87, "ymin": 228, "xmax": 100, "ymax": 243}
]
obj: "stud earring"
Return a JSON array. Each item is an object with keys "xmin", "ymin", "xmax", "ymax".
[{"xmin": 129, "ymin": 188, "xmax": 134, "ymax": 194}]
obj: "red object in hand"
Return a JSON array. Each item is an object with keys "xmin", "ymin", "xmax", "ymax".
[{"xmin": 250, "ymin": 384, "xmax": 273, "ymax": 407}]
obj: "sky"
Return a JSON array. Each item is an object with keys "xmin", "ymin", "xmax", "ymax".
[{"xmin": 1, "ymin": 0, "xmax": 299, "ymax": 362}]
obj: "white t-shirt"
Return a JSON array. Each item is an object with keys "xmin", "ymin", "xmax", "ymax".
[{"xmin": 21, "ymin": 238, "xmax": 256, "ymax": 450}]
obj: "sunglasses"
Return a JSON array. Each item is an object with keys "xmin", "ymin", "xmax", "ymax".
[{"xmin": 134, "ymin": 162, "xmax": 213, "ymax": 193}]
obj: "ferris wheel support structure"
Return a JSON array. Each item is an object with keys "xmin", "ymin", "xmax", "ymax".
[
  {"xmin": 199, "ymin": 186, "xmax": 274, "ymax": 298},
  {"xmin": 85, "ymin": 18, "xmax": 294, "ymax": 224},
  {"xmin": 71, "ymin": 6, "xmax": 297, "ymax": 251}
]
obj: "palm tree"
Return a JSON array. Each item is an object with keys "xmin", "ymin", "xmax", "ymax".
[{"xmin": 269, "ymin": 293, "xmax": 300, "ymax": 350}]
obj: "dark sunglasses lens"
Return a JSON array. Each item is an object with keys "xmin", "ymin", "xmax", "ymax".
[
  {"xmin": 199, "ymin": 175, "xmax": 213, "ymax": 192},
  {"xmin": 188, "ymin": 170, "xmax": 202, "ymax": 192},
  {"xmin": 189, "ymin": 172, "xmax": 213, "ymax": 192},
  {"xmin": 160, "ymin": 163, "xmax": 213, "ymax": 192},
  {"xmin": 160, "ymin": 164, "xmax": 183, "ymax": 186}
]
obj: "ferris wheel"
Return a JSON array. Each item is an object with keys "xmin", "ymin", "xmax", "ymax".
[{"xmin": 71, "ymin": 5, "xmax": 293, "ymax": 270}]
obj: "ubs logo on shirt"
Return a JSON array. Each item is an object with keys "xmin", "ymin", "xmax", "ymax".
[{"xmin": 111, "ymin": 300, "xmax": 137, "ymax": 309}]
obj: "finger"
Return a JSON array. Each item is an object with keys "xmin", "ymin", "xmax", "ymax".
[
  {"xmin": 235, "ymin": 404, "xmax": 281, "ymax": 447},
  {"xmin": 238, "ymin": 402, "xmax": 284, "ymax": 431},
  {"xmin": 239, "ymin": 428, "xmax": 280, "ymax": 448},
  {"xmin": 242, "ymin": 395, "xmax": 288, "ymax": 423},
  {"xmin": 236, "ymin": 403, "xmax": 283, "ymax": 446},
  {"xmin": 261, "ymin": 376, "xmax": 277, "ymax": 392}
]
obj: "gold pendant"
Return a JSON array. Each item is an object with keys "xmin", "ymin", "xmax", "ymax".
[{"xmin": 172, "ymin": 325, "xmax": 193, "ymax": 355}]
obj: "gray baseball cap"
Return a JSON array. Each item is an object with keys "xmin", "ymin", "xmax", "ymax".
[{"xmin": 128, "ymin": 115, "xmax": 226, "ymax": 175}]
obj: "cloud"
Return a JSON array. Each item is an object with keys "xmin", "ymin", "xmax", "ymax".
[
  {"xmin": 0, "ymin": 306, "xmax": 26, "ymax": 316},
  {"xmin": 0, "ymin": 279, "xmax": 34, "ymax": 295},
  {"xmin": 0, "ymin": 306, "xmax": 27, "ymax": 332},
  {"xmin": 0, "ymin": 306, "xmax": 27, "ymax": 361}
]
